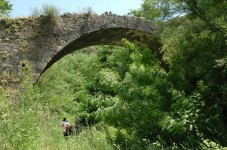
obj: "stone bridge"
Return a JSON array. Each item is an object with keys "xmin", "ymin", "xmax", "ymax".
[{"xmin": 0, "ymin": 13, "xmax": 162, "ymax": 82}]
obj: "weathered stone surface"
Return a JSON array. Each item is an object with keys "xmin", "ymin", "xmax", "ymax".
[{"xmin": 0, "ymin": 13, "xmax": 162, "ymax": 82}]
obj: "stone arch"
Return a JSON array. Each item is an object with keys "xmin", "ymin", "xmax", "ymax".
[
  {"xmin": 41, "ymin": 28, "xmax": 162, "ymax": 76},
  {"xmin": 35, "ymin": 13, "xmax": 164, "ymax": 81},
  {"xmin": 0, "ymin": 13, "xmax": 164, "ymax": 82}
]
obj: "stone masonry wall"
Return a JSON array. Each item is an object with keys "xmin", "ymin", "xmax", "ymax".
[{"xmin": 0, "ymin": 13, "xmax": 158, "ymax": 83}]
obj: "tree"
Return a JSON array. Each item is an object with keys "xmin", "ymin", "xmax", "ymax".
[
  {"xmin": 0, "ymin": 0, "xmax": 12, "ymax": 17},
  {"xmin": 130, "ymin": 0, "xmax": 227, "ymax": 148}
]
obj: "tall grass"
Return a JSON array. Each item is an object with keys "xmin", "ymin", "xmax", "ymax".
[
  {"xmin": 0, "ymin": 61, "xmax": 113, "ymax": 150},
  {"xmin": 42, "ymin": 4, "xmax": 60, "ymax": 18},
  {"xmin": 32, "ymin": 4, "xmax": 60, "ymax": 17},
  {"xmin": 32, "ymin": 4, "xmax": 60, "ymax": 32},
  {"xmin": 36, "ymin": 126, "xmax": 114, "ymax": 150}
]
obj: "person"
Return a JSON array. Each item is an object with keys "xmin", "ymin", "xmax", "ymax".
[{"xmin": 61, "ymin": 118, "xmax": 71, "ymax": 138}]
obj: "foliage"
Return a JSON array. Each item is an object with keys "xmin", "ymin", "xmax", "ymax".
[
  {"xmin": 0, "ymin": 60, "xmax": 114, "ymax": 150},
  {"xmin": 129, "ymin": 0, "xmax": 227, "ymax": 148},
  {"xmin": 0, "ymin": 61, "xmax": 39, "ymax": 149},
  {"xmin": 32, "ymin": 4, "xmax": 60, "ymax": 32},
  {"xmin": 41, "ymin": 4, "xmax": 60, "ymax": 17},
  {"xmin": 0, "ymin": 0, "xmax": 12, "ymax": 18},
  {"xmin": 1, "ymin": 0, "xmax": 226, "ymax": 149},
  {"xmin": 1, "ymin": 44, "xmax": 226, "ymax": 149},
  {"xmin": 35, "ymin": 35, "xmax": 226, "ymax": 149},
  {"xmin": 129, "ymin": 0, "xmax": 185, "ymax": 21},
  {"xmin": 36, "ymin": 49, "xmax": 100, "ymax": 122}
]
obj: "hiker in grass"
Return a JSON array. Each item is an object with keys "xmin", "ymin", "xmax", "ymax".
[{"xmin": 61, "ymin": 118, "xmax": 71, "ymax": 138}]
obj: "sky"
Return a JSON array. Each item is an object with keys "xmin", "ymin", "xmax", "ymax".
[{"xmin": 9, "ymin": 0, "xmax": 143, "ymax": 18}]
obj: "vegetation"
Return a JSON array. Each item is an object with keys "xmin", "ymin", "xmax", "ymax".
[
  {"xmin": 0, "ymin": 0, "xmax": 12, "ymax": 18},
  {"xmin": 0, "ymin": 0, "xmax": 227, "ymax": 149},
  {"xmin": 32, "ymin": 4, "xmax": 60, "ymax": 32},
  {"xmin": 32, "ymin": 4, "xmax": 60, "ymax": 17}
]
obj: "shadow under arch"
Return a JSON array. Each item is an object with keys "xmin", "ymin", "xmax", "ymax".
[{"xmin": 39, "ymin": 28, "xmax": 164, "ymax": 80}]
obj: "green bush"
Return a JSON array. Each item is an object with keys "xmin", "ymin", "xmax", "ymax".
[{"xmin": 0, "ymin": 0, "xmax": 12, "ymax": 18}]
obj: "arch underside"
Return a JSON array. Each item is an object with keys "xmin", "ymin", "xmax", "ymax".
[{"xmin": 41, "ymin": 28, "xmax": 163, "ymax": 77}]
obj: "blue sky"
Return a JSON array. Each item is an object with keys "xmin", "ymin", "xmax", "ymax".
[{"xmin": 9, "ymin": 0, "xmax": 143, "ymax": 18}]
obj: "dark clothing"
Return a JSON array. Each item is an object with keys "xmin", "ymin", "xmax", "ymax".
[{"xmin": 63, "ymin": 131, "xmax": 69, "ymax": 137}]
